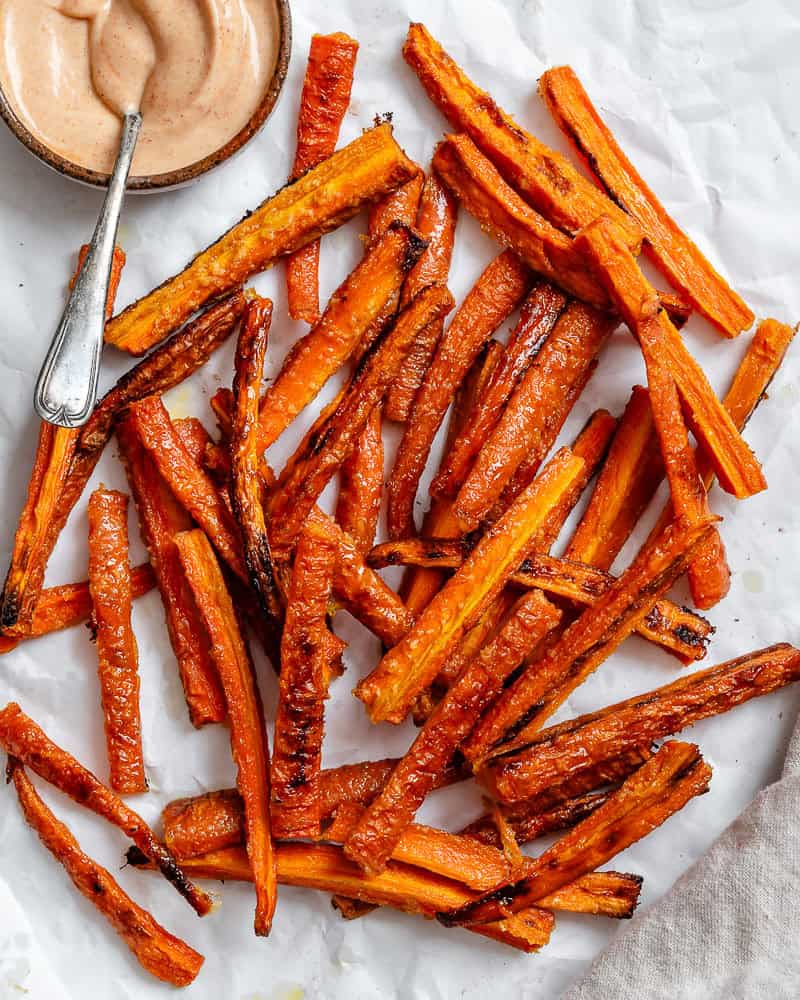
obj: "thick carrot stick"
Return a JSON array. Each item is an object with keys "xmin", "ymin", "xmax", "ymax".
[{"xmin": 336, "ymin": 404, "xmax": 384, "ymax": 553}]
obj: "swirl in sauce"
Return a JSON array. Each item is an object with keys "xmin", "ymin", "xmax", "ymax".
[{"xmin": 0, "ymin": 0, "xmax": 279, "ymax": 175}]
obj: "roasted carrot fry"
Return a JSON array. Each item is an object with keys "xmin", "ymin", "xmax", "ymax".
[
  {"xmin": 432, "ymin": 283, "xmax": 567, "ymax": 499},
  {"xmin": 0, "ymin": 703, "xmax": 212, "ymax": 915},
  {"xmin": 538, "ymin": 871, "xmax": 643, "ymax": 920},
  {"xmin": 87, "ymin": 488, "xmax": 146, "ymax": 795},
  {"xmin": 271, "ymin": 523, "xmax": 336, "ymax": 839},
  {"xmin": 576, "ymin": 217, "xmax": 765, "ymax": 499},
  {"xmin": 357, "ymin": 448, "xmax": 586, "ymax": 723},
  {"xmin": 368, "ymin": 173, "xmax": 425, "ymax": 238},
  {"xmin": 433, "ymin": 134, "xmax": 610, "ymax": 309},
  {"xmin": 565, "ymin": 386, "xmax": 663, "ymax": 571},
  {"xmin": 336, "ymin": 404, "xmax": 384, "ymax": 553},
  {"xmin": 440, "ymin": 741, "xmax": 710, "ymax": 926},
  {"xmin": 105, "ymin": 125, "xmax": 418, "ymax": 354},
  {"xmin": 261, "ymin": 223, "xmax": 424, "ymax": 451},
  {"xmin": 403, "ymin": 23, "xmax": 641, "ymax": 248},
  {"xmin": 173, "ymin": 416, "xmax": 213, "ymax": 465},
  {"xmin": 454, "ymin": 301, "xmax": 616, "ymax": 530},
  {"xmin": 72, "ymin": 244, "xmax": 126, "ymax": 320},
  {"xmin": 345, "ymin": 591, "xmax": 562, "ymax": 874},
  {"xmin": 462, "ymin": 518, "xmax": 715, "ymax": 765},
  {"xmin": 460, "ymin": 790, "xmax": 612, "ymax": 849},
  {"xmin": 539, "ymin": 67, "xmax": 753, "ymax": 337},
  {"xmin": 117, "ymin": 419, "xmax": 225, "ymax": 727},
  {"xmin": 385, "ymin": 172, "xmax": 458, "ymax": 421},
  {"xmin": 286, "ymin": 33, "xmax": 359, "ymax": 324},
  {"xmin": 230, "ymin": 297, "xmax": 283, "ymax": 641},
  {"xmin": 269, "ymin": 285, "xmax": 455, "ymax": 554},
  {"xmin": 175, "ymin": 530, "xmax": 276, "ymax": 935},
  {"xmin": 388, "ymin": 250, "xmax": 532, "ymax": 539},
  {"xmin": 484, "ymin": 643, "xmax": 800, "ymax": 804},
  {"xmin": 8, "ymin": 761, "xmax": 203, "ymax": 988}
]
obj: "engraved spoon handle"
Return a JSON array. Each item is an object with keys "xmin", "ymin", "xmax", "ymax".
[{"xmin": 34, "ymin": 112, "xmax": 142, "ymax": 428}]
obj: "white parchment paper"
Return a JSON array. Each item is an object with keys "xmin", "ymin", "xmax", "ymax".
[{"xmin": 1, "ymin": 1, "xmax": 800, "ymax": 997}]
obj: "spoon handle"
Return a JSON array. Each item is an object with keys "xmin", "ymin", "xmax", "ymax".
[{"xmin": 34, "ymin": 112, "xmax": 142, "ymax": 428}]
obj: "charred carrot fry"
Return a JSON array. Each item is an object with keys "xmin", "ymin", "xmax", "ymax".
[
  {"xmin": 105, "ymin": 125, "xmax": 418, "ymax": 354},
  {"xmin": 0, "ymin": 703, "xmax": 212, "ymax": 915},
  {"xmin": 441, "ymin": 741, "xmax": 710, "ymax": 926},
  {"xmin": 454, "ymin": 301, "xmax": 616, "ymax": 530},
  {"xmin": 483, "ymin": 644, "xmax": 800, "ymax": 804},
  {"xmin": 432, "ymin": 284, "xmax": 567, "ymax": 499},
  {"xmin": 403, "ymin": 23, "xmax": 641, "ymax": 248},
  {"xmin": 175, "ymin": 530, "xmax": 276, "ymax": 936},
  {"xmin": 539, "ymin": 67, "xmax": 753, "ymax": 338},
  {"xmin": 576, "ymin": 217, "xmax": 765, "ymax": 499},
  {"xmin": 385, "ymin": 173, "xmax": 458, "ymax": 421},
  {"xmin": 388, "ymin": 250, "xmax": 532, "ymax": 539},
  {"xmin": 368, "ymin": 174, "xmax": 425, "ymax": 238},
  {"xmin": 336, "ymin": 404, "xmax": 384, "ymax": 553},
  {"xmin": 269, "ymin": 285, "xmax": 454, "ymax": 554},
  {"xmin": 129, "ymin": 396, "xmax": 247, "ymax": 581},
  {"xmin": 433, "ymin": 134, "xmax": 610, "ymax": 308},
  {"xmin": 460, "ymin": 790, "xmax": 612, "ymax": 849},
  {"xmin": 87, "ymin": 488, "xmax": 146, "ymax": 795},
  {"xmin": 271, "ymin": 523, "xmax": 336, "ymax": 839},
  {"xmin": 345, "ymin": 591, "xmax": 562, "ymax": 874},
  {"xmin": 462, "ymin": 518, "xmax": 715, "ymax": 765},
  {"xmin": 261, "ymin": 224, "xmax": 424, "ymax": 451},
  {"xmin": 286, "ymin": 33, "xmax": 359, "ymax": 324},
  {"xmin": 357, "ymin": 448, "xmax": 586, "ymax": 723},
  {"xmin": 8, "ymin": 761, "xmax": 203, "ymax": 987}
]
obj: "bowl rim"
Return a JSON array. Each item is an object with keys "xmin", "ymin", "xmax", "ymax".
[{"xmin": 0, "ymin": 0, "xmax": 292, "ymax": 192}]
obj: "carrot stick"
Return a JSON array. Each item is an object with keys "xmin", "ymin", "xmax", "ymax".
[
  {"xmin": 271, "ymin": 523, "xmax": 336, "ymax": 839},
  {"xmin": 286, "ymin": 33, "xmax": 359, "ymax": 324},
  {"xmin": 172, "ymin": 416, "xmax": 213, "ymax": 465},
  {"xmin": 454, "ymin": 301, "xmax": 616, "ymax": 530},
  {"xmin": 336, "ymin": 403, "xmax": 384, "ymax": 553},
  {"xmin": 175, "ymin": 530, "xmax": 276, "ymax": 936},
  {"xmin": 87, "ymin": 488, "xmax": 146, "ymax": 794},
  {"xmin": 72, "ymin": 244, "xmax": 126, "ymax": 319},
  {"xmin": 483, "ymin": 643, "xmax": 800, "ymax": 803},
  {"xmin": 385, "ymin": 172, "xmax": 458, "ymax": 421},
  {"xmin": 356, "ymin": 447, "xmax": 587, "ymax": 723},
  {"xmin": 387, "ymin": 249, "xmax": 532, "ymax": 539},
  {"xmin": 460, "ymin": 791, "xmax": 612, "ymax": 849},
  {"xmin": 8, "ymin": 761, "xmax": 203, "ymax": 987},
  {"xmin": 440, "ymin": 741, "xmax": 711, "ymax": 926},
  {"xmin": 368, "ymin": 174, "xmax": 425, "ymax": 238},
  {"xmin": 0, "ymin": 703, "xmax": 212, "ymax": 915},
  {"xmin": 403, "ymin": 23, "xmax": 641, "ymax": 248},
  {"xmin": 539, "ymin": 66, "xmax": 753, "ymax": 338}
]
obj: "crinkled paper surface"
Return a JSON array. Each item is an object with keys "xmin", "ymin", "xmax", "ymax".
[{"xmin": 1, "ymin": 1, "xmax": 799, "ymax": 997}]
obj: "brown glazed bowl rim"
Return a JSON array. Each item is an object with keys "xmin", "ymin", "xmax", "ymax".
[{"xmin": 0, "ymin": 0, "xmax": 291, "ymax": 193}]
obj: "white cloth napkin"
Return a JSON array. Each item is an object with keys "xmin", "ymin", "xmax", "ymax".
[{"xmin": 563, "ymin": 722, "xmax": 800, "ymax": 1000}]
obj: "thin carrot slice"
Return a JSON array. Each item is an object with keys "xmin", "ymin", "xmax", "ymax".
[
  {"xmin": 440, "ymin": 741, "xmax": 710, "ymax": 926},
  {"xmin": 8, "ymin": 761, "xmax": 203, "ymax": 987},
  {"xmin": 230, "ymin": 297, "xmax": 283, "ymax": 642},
  {"xmin": 483, "ymin": 643, "xmax": 800, "ymax": 804},
  {"xmin": 271, "ymin": 523, "xmax": 336, "ymax": 839},
  {"xmin": 87, "ymin": 488, "xmax": 146, "ymax": 794},
  {"xmin": 117, "ymin": 419, "xmax": 225, "ymax": 727},
  {"xmin": 336, "ymin": 404, "xmax": 384, "ymax": 553},
  {"xmin": 387, "ymin": 250, "xmax": 532, "ymax": 539},
  {"xmin": 539, "ymin": 66, "xmax": 753, "ymax": 338},
  {"xmin": 356, "ymin": 448, "xmax": 586, "ymax": 723},
  {"xmin": 105, "ymin": 125, "xmax": 419, "ymax": 355},
  {"xmin": 432, "ymin": 134, "xmax": 611, "ymax": 308},
  {"xmin": 175, "ymin": 530, "xmax": 276, "ymax": 936},
  {"xmin": 462, "ymin": 518, "xmax": 715, "ymax": 765},
  {"xmin": 129, "ymin": 396, "xmax": 247, "ymax": 580},
  {"xmin": 403, "ymin": 23, "xmax": 641, "ymax": 248},
  {"xmin": 0, "ymin": 702, "xmax": 212, "ymax": 916},
  {"xmin": 344, "ymin": 590, "xmax": 562, "ymax": 874},
  {"xmin": 260, "ymin": 223, "xmax": 424, "ymax": 451},
  {"xmin": 286, "ymin": 33, "xmax": 359, "ymax": 324},
  {"xmin": 385, "ymin": 172, "xmax": 458, "ymax": 421},
  {"xmin": 432, "ymin": 283, "xmax": 567, "ymax": 499},
  {"xmin": 454, "ymin": 301, "xmax": 616, "ymax": 529},
  {"xmin": 368, "ymin": 173, "xmax": 425, "ymax": 238},
  {"xmin": 575, "ymin": 217, "xmax": 765, "ymax": 500},
  {"xmin": 269, "ymin": 285, "xmax": 454, "ymax": 555}
]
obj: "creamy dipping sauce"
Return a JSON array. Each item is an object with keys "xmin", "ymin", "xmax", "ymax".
[{"xmin": 0, "ymin": 0, "xmax": 279, "ymax": 176}]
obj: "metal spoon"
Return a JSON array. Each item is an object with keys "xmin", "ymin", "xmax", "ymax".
[{"xmin": 34, "ymin": 111, "xmax": 142, "ymax": 428}]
